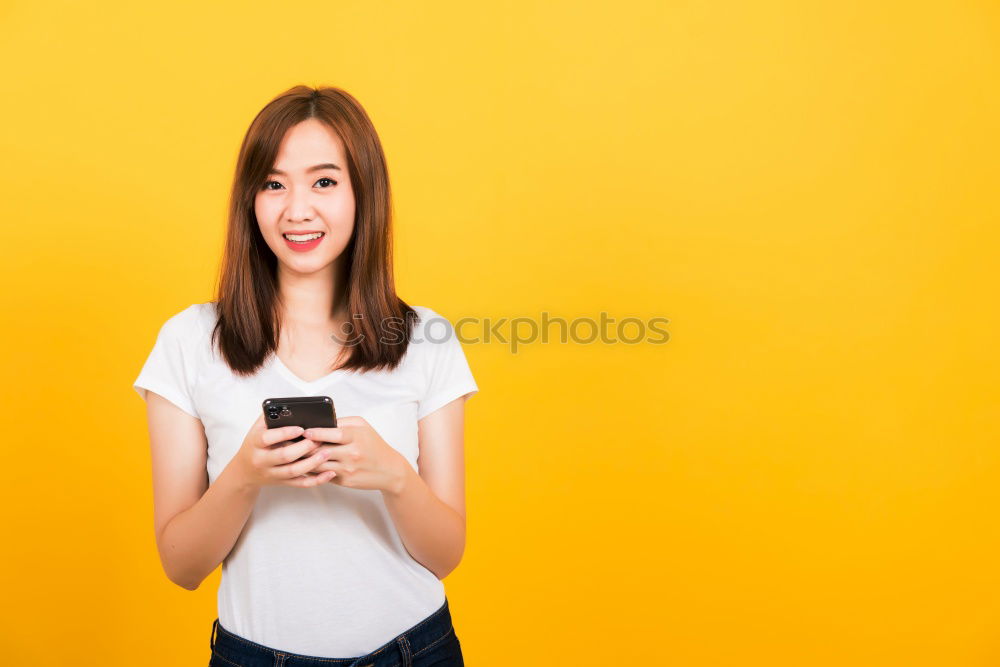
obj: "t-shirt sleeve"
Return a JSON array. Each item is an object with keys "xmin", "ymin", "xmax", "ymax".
[
  {"xmin": 416, "ymin": 311, "xmax": 479, "ymax": 420},
  {"xmin": 133, "ymin": 307, "xmax": 202, "ymax": 419}
]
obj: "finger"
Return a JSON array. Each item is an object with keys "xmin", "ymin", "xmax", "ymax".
[
  {"xmin": 266, "ymin": 438, "xmax": 320, "ymax": 466},
  {"xmin": 284, "ymin": 470, "xmax": 337, "ymax": 488},
  {"xmin": 302, "ymin": 426, "xmax": 346, "ymax": 443},
  {"xmin": 310, "ymin": 453, "xmax": 348, "ymax": 472},
  {"xmin": 316, "ymin": 444, "xmax": 357, "ymax": 463},
  {"xmin": 311, "ymin": 462, "xmax": 331, "ymax": 473},
  {"xmin": 311, "ymin": 461, "xmax": 344, "ymax": 478},
  {"xmin": 271, "ymin": 447, "xmax": 331, "ymax": 479},
  {"xmin": 260, "ymin": 425, "xmax": 304, "ymax": 447}
]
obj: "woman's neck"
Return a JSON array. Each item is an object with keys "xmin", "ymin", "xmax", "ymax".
[{"xmin": 276, "ymin": 260, "xmax": 350, "ymax": 334}]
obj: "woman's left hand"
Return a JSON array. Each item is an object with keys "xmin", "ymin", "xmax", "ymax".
[{"xmin": 304, "ymin": 417, "xmax": 409, "ymax": 493}]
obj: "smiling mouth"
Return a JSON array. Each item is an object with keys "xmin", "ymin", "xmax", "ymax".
[{"xmin": 283, "ymin": 232, "xmax": 325, "ymax": 243}]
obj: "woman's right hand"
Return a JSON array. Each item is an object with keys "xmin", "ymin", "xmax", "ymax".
[{"xmin": 234, "ymin": 413, "xmax": 337, "ymax": 489}]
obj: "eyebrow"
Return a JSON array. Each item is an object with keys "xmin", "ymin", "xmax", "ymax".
[{"xmin": 268, "ymin": 163, "xmax": 342, "ymax": 176}]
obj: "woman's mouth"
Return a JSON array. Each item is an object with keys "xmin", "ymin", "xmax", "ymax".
[{"xmin": 282, "ymin": 231, "xmax": 325, "ymax": 252}]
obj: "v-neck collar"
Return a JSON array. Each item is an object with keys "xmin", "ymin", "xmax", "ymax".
[{"xmin": 268, "ymin": 353, "xmax": 353, "ymax": 393}]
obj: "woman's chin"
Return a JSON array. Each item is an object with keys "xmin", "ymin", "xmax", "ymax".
[{"xmin": 279, "ymin": 256, "xmax": 336, "ymax": 275}]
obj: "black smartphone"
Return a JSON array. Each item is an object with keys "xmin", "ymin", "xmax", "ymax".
[{"xmin": 262, "ymin": 395, "xmax": 337, "ymax": 444}]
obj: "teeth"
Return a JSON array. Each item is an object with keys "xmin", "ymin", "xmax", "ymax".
[{"xmin": 284, "ymin": 232, "xmax": 324, "ymax": 242}]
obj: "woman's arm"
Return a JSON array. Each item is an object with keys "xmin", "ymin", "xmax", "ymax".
[
  {"xmin": 381, "ymin": 397, "xmax": 469, "ymax": 580},
  {"xmin": 145, "ymin": 391, "xmax": 260, "ymax": 590}
]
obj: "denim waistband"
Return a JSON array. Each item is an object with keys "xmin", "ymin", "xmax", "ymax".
[{"xmin": 209, "ymin": 597, "xmax": 455, "ymax": 667}]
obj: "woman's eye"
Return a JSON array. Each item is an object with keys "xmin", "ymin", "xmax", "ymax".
[{"xmin": 261, "ymin": 178, "xmax": 336, "ymax": 191}]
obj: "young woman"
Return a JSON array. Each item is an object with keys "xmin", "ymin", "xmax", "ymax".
[{"xmin": 133, "ymin": 86, "xmax": 477, "ymax": 667}]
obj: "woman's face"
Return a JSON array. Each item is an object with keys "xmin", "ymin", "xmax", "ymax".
[{"xmin": 255, "ymin": 118, "xmax": 356, "ymax": 276}]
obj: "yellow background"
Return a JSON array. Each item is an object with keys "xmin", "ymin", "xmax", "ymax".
[{"xmin": 1, "ymin": 1, "xmax": 998, "ymax": 665}]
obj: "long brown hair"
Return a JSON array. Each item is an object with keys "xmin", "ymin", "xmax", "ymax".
[{"xmin": 210, "ymin": 85, "xmax": 418, "ymax": 377}]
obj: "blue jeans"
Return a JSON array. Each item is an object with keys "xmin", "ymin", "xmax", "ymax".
[{"xmin": 208, "ymin": 598, "xmax": 464, "ymax": 667}]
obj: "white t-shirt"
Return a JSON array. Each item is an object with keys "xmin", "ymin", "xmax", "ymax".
[{"xmin": 133, "ymin": 302, "xmax": 478, "ymax": 657}]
